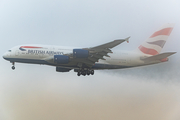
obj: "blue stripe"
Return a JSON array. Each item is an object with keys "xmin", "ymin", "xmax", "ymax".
[
  {"xmin": 19, "ymin": 48, "xmax": 26, "ymax": 51},
  {"xmin": 4, "ymin": 58, "xmax": 48, "ymax": 64},
  {"xmin": 4, "ymin": 58, "xmax": 131, "ymax": 69},
  {"xmin": 147, "ymin": 40, "xmax": 166, "ymax": 48}
]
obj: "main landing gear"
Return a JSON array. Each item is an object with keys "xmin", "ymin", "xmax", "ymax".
[
  {"xmin": 11, "ymin": 62, "xmax": 15, "ymax": 70},
  {"xmin": 77, "ymin": 69, "xmax": 94, "ymax": 76}
]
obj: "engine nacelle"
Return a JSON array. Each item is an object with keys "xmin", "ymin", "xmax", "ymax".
[
  {"xmin": 56, "ymin": 67, "xmax": 71, "ymax": 72},
  {"xmin": 54, "ymin": 55, "xmax": 69, "ymax": 64},
  {"xmin": 73, "ymin": 49, "xmax": 89, "ymax": 58}
]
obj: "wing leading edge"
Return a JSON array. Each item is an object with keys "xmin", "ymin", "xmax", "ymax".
[{"xmin": 80, "ymin": 37, "xmax": 130, "ymax": 67}]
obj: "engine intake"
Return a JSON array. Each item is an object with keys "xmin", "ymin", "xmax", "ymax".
[
  {"xmin": 73, "ymin": 49, "xmax": 89, "ymax": 58},
  {"xmin": 54, "ymin": 55, "xmax": 69, "ymax": 64}
]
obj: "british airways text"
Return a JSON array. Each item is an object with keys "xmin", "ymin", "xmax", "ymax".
[{"xmin": 27, "ymin": 50, "xmax": 63, "ymax": 55}]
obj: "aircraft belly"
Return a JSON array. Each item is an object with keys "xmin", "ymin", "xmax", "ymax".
[
  {"xmin": 92, "ymin": 63, "xmax": 132, "ymax": 69},
  {"xmin": 4, "ymin": 58, "xmax": 48, "ymax": 64}
]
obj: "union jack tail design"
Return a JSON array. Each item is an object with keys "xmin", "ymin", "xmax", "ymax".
[{"xmin": 138, "ymin": 23, "xmax": 174, "ymax": 56}]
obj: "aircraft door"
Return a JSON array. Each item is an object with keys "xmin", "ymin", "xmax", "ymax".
[{"xmin": 15, "ymin": 50, "xmax": 19, "ymax": 56}]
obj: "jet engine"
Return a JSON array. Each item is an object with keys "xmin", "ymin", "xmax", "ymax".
[
  {"xmin": 54, "ymin": 55, "xmax": 69, "ymax": 64},
  {"xmin": 56, "ymin": 67, "xmax": 71, "ymax": 72},
  {"xmin": 73, "ymin": 49, "xmax": 89, "ymax": 58}
]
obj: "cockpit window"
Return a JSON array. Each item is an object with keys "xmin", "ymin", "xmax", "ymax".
[{"xmin": 8, "ymin": 50, "xmax": 11, "ymax": 52}]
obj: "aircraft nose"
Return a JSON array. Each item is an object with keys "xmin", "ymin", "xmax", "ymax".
[{"xmin": 3, "ymin": 52, "xmax": 7, "ymax": 59}]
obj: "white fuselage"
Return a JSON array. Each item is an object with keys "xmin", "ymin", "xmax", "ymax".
[{"xmin": 3, "ymin": 44, "xmax": 162, "ymax": 70}]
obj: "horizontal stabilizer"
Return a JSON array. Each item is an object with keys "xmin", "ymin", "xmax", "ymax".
[{"xmin": 141, "ymin": 52, "xmax": 176, "ymax": 62}]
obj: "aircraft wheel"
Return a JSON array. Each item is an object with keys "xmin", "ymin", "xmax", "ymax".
[
  {"xmin": 82, "ymin": 71, "xmax": 86, "ymax": 76},
  {"xmin": 77, "ymin": 72, "xmax": 81, "ymax": 76},
  {"xmin": 12, "ymin": 66, "xmax": 15, "ymax": 70},
  {"xmin": 91, "ymin": 70, "xmax": 94, "ymax": 75},
  {"xmin": 87, "ymin": 71, "xmax": 90, "ymax": 75}
]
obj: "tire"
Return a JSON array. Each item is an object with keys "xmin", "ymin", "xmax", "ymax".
[
  {"xmin": 87, "ymin": 71, "xmax": 90, "ymax": 75},
  {"xmin": 91, "ymin": 70, "xmax": 94, "ymax": 75},
  {"xmin": 77, "ymin": 72, "xmax": 81, "ymax": 76},
  {"xmin": 12, "ymin": 66, "xmax": 15, "ymax": 70}
]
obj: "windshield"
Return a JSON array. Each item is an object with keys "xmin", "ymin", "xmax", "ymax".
[{"xmin": 8, "ymin": 50, "xmax": 11, "ymax": 52}]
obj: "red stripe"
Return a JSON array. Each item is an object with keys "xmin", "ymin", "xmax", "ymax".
[
  {"xmin": 161, "ymin": 57, "xmax": 168, "ymax": 62},
  {"xmin": 138, "ymin": 45, "xmax": 159, "ymax": 55},
  {"xmin": 20, "ymin": 46, "xmax": 42, "ymax": 48},
  {"xmin": 150, "ymin": 27, "xmax": 173, "ymax": 38}
]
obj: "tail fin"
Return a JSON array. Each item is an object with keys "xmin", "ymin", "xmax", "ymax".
[{"xmin": 138, "ymin": 23, "xmax": 174, "ymax": 55}]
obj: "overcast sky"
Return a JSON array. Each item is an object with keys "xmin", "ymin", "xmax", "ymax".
[{"xmin": 0, "ymin": 0, "xmax": 180, "ymax": 120}]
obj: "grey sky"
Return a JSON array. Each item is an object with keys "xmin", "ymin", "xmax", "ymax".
[{"xmin": 0, "ymin": 0, "xmax": 180, "ymax": 120}]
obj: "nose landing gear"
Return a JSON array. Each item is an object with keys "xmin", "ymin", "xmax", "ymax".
[{"xmin": 11, "ymin": 62, "xmax": 15, "ymax": 70}]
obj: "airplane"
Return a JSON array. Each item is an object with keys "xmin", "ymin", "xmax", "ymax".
[{"xmin": 3, "ymin": 24, "xmax": 176, "ymax": 76}]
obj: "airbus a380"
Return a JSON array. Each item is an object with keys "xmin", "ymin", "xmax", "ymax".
[{"xmin": 3, "ymin": 24, "xmax": 176, "ymax": 76}]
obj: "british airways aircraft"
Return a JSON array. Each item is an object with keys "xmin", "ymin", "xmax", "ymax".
[{"xmin": 3, "ymin": 24, "xmax": 176, "ymax": 76}]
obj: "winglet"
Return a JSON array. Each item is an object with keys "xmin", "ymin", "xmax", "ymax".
[{"xmin": 125, "ymin": 36, "xmax": 130, "ymax": 43}]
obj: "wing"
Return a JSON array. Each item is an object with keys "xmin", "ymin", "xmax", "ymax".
[
  {"xmin": 45, "ymin": 37, "xmax": 130, "ymax": 69},
  {"xmin": 71, "ymin": 37, "xmax": 130, "ymax": 68}
]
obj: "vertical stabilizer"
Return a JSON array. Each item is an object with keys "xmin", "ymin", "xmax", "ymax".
[{"xmin": 138, "ymin": 23, "xmax": 174, "ymax": 55}]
